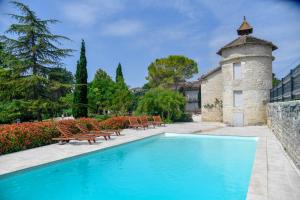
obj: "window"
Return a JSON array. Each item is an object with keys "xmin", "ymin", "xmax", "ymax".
[
  {"xmin": 233, "ymin": 62, "xmax": 242, "ymax": 80},
  {"xmin": 234, "ymin": 91, "xmax": 243, "ymax": 107}
]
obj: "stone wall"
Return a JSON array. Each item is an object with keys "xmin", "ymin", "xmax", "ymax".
[
  {"xmin": 267, "ymin": 101, "xmax": 300, "ymax": 169},
  {"xmin": 201, "ymin": 69, "xmax": 223, "ymax": 122}
]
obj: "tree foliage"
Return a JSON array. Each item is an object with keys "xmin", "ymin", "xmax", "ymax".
[
  {"xmin": 88, "ymin": 69, "xmax": 115, "ymax": 114},
  {"xmin": 112, "ymin": 62, "xmax": 132, "ymax": 115},
  {"xmin": 0, "ymin": 1, "xmax": 73, "ymax": 122},
  {"xmin": 272, "ymin": 73, "xmax": 280, "ymax": 87},
  {"xmin": 88, "ymin": 66, "xmax": 133, "ymax": 116},
  {"xmin": 49, "ymin": 67, "xmax": 73, "ymax": 101},
  {"xmin": 111, "ymin": 84, "xmax": 133, "ymax": 115},
  {"xmin": 73, "ymin": 40, "xmax": 88, "ymax": 118},
  {"xmin": 136, "ymin": 87, "xmax": 186, "ymax": 121},
  {"xmin": 116, "ymin": 62, "xmax": 124, "ymax": 84},
  {"xmin": 146, "ymin": 55, "xmax": 198, "ymax": 90}
]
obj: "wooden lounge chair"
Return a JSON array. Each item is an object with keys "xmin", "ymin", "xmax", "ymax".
[
  {"xmin": 90, "ymin": 122, "xmax": 121, "ymax": 136},
  {"xmin": 75, "ymin": 123, "xmax": 111, "ymax": 141},
  {"xmin": 128, "ymin": 117, "xmax": 148, "ymax": 129},
  {"xmin": 152, "ymin": 115, "xmax": 165, "ymax": 126},
  {"xmin": 139, "ymin": 116, "xmax": 154, "ymax": 127},
  {"xmin": 53, "ymin": 124, "xmax": 96, "ymax": 144}
]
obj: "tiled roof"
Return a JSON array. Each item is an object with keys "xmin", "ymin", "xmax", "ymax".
[
  {"xmin": 198, "ymin": 66, "xmax": 222, "ymax": 82},
  {"xmin": 177, "ymin": 81, "xmax": 201, "ymax": 90},
  {"xmin": 217, "ymin": 35, "xmax": 278, "ymax": 55},
  {"xmin": 237, "ymin": 16, "xmax": 253, "ymax": 35}
]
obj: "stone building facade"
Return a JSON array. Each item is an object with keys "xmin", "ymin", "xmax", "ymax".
[
  {"xmin": 200, "ymin": 67, "xmax": 223, "ymax": 121},
  {"xmin": 200, "ymin": 17, "xmax": 277, "ymax": 126}
]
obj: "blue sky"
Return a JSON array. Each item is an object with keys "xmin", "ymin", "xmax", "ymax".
[{"xmin": 0, "ymin": 0, "xmax": 300, "ymax": 87}]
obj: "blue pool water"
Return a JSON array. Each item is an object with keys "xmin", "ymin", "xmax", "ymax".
[{"xmin": 0, "ymin": 133, "xmax": 257, "ymax": 200}]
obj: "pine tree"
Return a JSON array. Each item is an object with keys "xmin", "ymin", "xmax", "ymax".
[
  {"xmin": 116, "ymin": 63, "xmax": 124, "ymax": 84},
  {"xmin": 0, "ymin": 1, "xmax": 73, "ymax": 121},
  {"xmin": 73, "ymin": 40, "xmax": 88, "ymax": 118}
]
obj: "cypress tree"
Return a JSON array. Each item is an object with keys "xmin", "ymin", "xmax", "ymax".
[
  {"xmin": 116, "ymin": 63, "xmax": 124, "ymax": 84},
  {"xmin": 73, "ymin": 40, "xmax": 88, "ymax": 118},
  {"xmin": 112, "ymin": 63, "xmax": 133, "ymax": 115}
]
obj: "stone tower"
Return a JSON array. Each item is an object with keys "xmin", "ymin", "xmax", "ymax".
[{"xmin": 217, "ymin": 17, "xmax": 277, "ymax": 126}]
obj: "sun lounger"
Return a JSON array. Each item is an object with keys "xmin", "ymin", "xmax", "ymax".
[
  {"xmin": 90, "ymin": 122, "xmax": 121, "ymax": 136},
  {"xmin": 152, "ymin": 115, "xmax": 165, "ymax": 126},
  {"xmin": 128, "ymin": 117, "xmax": 148, "ymax": 129},
  {"xmin": 52, "ymin": 124, "xmax": 96, "ymax": 144},
  {"xmin": 139, "ymin": 116, "xmax": 154, "ymax": 127},
  {"xmin": 75, "ymin": 123, "xmax": 111, "ymax": 140}
]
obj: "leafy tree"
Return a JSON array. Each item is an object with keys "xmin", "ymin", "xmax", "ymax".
[
  {"xmin": 146, "ymin": 55, "xmax": 198, "ymax": 90},
  {"xmin": 272, "ymin": 73, "xmax": 280, "ymax": 87},
  {"xmin": 49, "ymin": 67, "xmax": 73, "ymax": 101},
  {"xmin": 0, "ymin": 1, "xmax": 72, "ymax": 121},
  {"xmin": 60, "ymin": 93, "xmax": 74, "ymax": 116},
  {"xmin": 111, "ymin": 63, "xmax": 133, "ymax": 115},
  {"xmin": 48, "ymin": 67, "xmax": 73, "ymax": 116},
  {"xmin": 130, "ymin": 88, "xmax": 147, "ymax": 113},
  {"xmin": 136, "ymin": 87, "xmax": 186, "ymax": 121},
  {"xmin": 116, "ymin": 63, "xmax": 124, "ymax": 84},
  {"xmin": 111, "ymin": 85, "xmax": 133, "ymax": 115},
  {"xmin": 88, "ymin": 69, "xmax": 116, "ymax": 114},
  {"xmin": 142, "ymin": 82, "xmax": 151, "ymax": 90},
  {"xmin": 0, "ymin": 42, "xmax": 4, "ymax": 66},
  {"xmin": 73, "ymin": 40, "xmax": 88, "ymax": 118}
]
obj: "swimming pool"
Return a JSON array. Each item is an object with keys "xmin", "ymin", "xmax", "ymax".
[{"xmin": 0, "ymin": 133, "xmax": 257, "ymax": 200}]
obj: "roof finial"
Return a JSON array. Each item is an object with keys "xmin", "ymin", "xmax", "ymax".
[{"xmin": 237, "ymin": 16, "xmax": 253, "ymax": 36}]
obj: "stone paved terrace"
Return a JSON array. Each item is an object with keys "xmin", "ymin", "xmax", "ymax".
[{"xmin": 0, "ymin": 122, "xmax": 299, "ymax": 200}]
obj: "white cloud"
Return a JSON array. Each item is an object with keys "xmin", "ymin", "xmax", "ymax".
[
  {"xmin": 100, "ymin": 20, "xmax": 144, "ymax": 36},
  {"xmin": 62, "ymin": 0, "xmax": 124, "ymax": 26}
]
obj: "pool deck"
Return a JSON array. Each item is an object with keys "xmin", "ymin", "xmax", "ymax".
[{"xmin": 0, "ymin": 122, "xmax": 299, "ymax": 200}]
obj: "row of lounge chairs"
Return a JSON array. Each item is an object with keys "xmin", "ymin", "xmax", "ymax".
[
  {"xmin": 52, "ymin": 116, "xmax": 165, "ymax": 144},
  {"xmin": 128, "ymin": 116, "xmax": 165, "ymax": 129},
  {"xmin": 52, "ymin": 121, "xmax": 121, "ymax": 145}
]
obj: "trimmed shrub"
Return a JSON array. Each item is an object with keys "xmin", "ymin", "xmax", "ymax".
[
  {"xmin": 0, "ymin": 121, "xmax": 59, "ymax": 155},
  {"xmin": 0, "ymin": 116, "xmax": 129, "ymax": 155},
  {"xmin": 77, "ymin": 117, "xmax": 99, "ymax": 130},
  {"xmin": 98, "ymin": 116, "xmax": 129, "ymax": 129},
  {"xmin": 57, "ymin": 119, "xmax": 80, "ymax": 134}
]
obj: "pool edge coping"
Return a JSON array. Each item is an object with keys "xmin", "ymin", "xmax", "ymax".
[{"xmin": 0, "ymin": 131, "xmax": 165, "ymax": 177}]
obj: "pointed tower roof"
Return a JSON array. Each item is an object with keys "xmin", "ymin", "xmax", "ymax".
[
  {"xmin": 216, "ymin": 17, "xmax": 277, "ymax": 55},
  {"xmin": 237, "ymin": 16, "xmax": 253, "ymax": 35}
]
